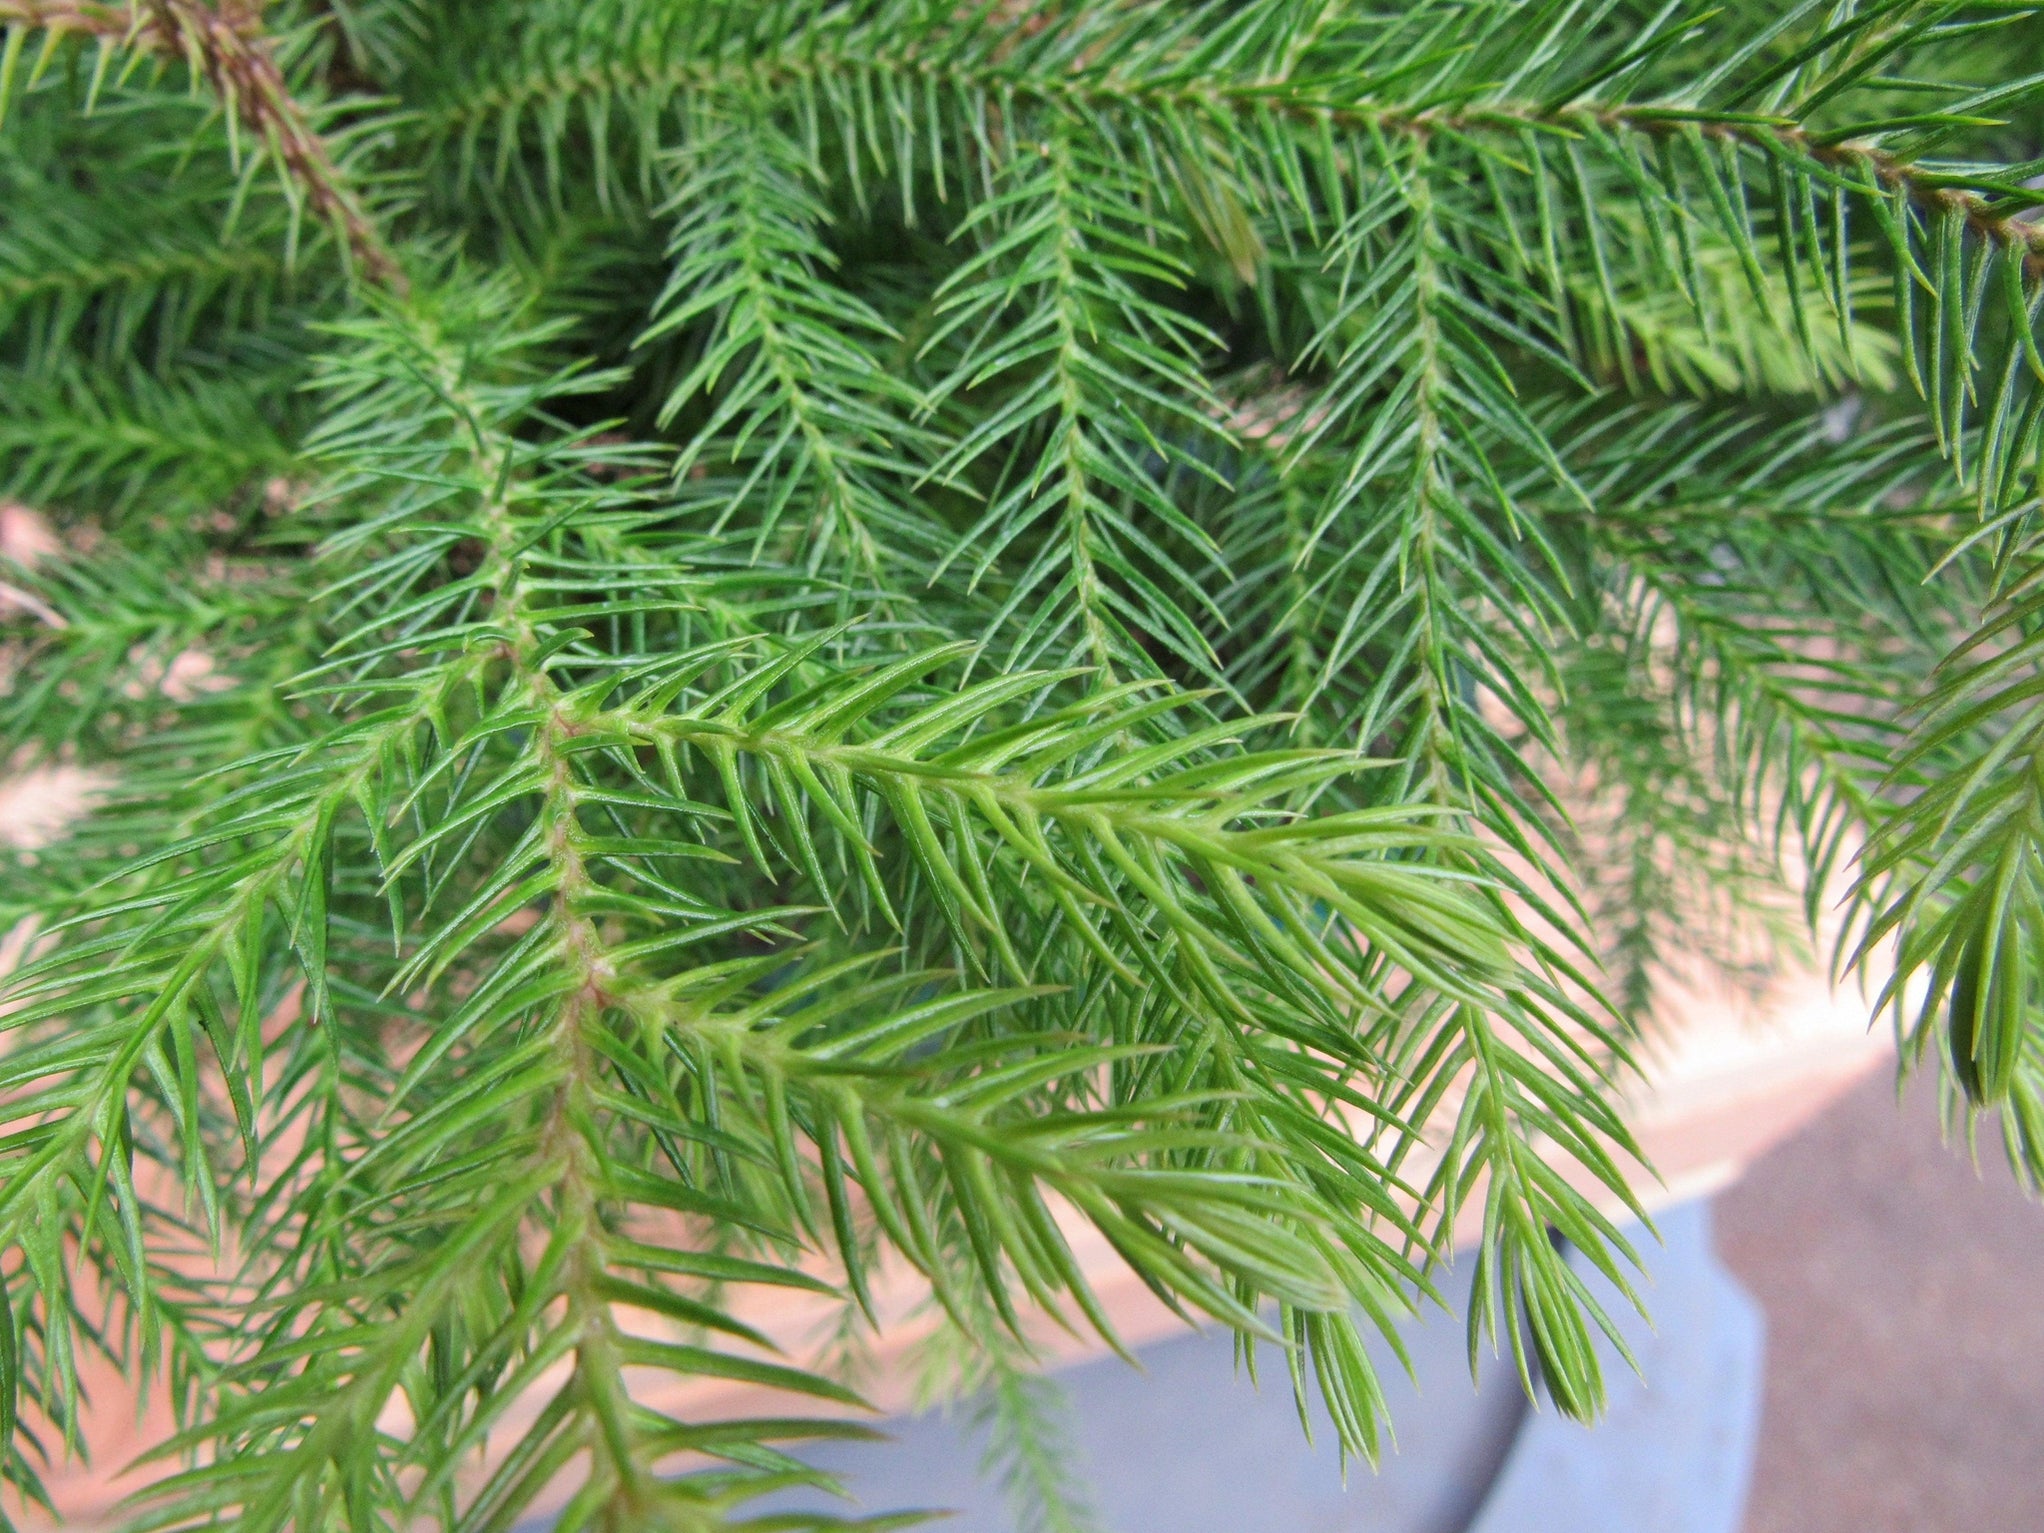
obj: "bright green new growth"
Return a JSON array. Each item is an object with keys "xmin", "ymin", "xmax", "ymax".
[{"xmin": 0, "ymin": 1, "xmax": 2040, "ymax": 1528}]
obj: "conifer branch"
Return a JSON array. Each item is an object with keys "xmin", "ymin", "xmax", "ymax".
[
  {"xmin": 0, "ymin": 0, "xmax": 127, "ymax": 41},
  {"xmin": 0, "ymin": 0, "xmax": 402, "ymax": 287},
  {"xmin": 6, "ymin": 4, "xmax": 2044, "ymax": 1523},
  {"xmin": 145, "ymin": 0, "xmax": 401, "ymax": 288},
  {"xmin": 405, "ymin": 12, "xmax": 2044, "ymax": 275},
  {"xmin": 0, "ymin": 241, "xmax": 278, "ymax": 310}
]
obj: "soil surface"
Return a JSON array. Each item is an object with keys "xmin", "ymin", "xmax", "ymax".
[{"xmin": 1717, "ymin": 1070, "xmax": 2044, "ymax": 1533}]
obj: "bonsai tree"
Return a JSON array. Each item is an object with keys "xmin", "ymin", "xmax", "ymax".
[{"xmin": 0, "ymin": 1, "xmax": 2039, "ymax": 1527}]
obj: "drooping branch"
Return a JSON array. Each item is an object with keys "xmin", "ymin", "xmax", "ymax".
[{"xmin": 0, "ymin": 0, "xmax": 402, "ymax": 287}]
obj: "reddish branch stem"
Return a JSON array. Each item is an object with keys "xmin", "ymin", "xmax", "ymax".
[
  {"xmin": 1327, "ymin": 100, "xmax": 2044, "ymax": 276},
  {"xmin": 6, "ymin": 4, "xmax": 2036, "ymax": 288},
  {"xmin": 1, "ymin": 0, "xmax": 403, "ymax": 289}
]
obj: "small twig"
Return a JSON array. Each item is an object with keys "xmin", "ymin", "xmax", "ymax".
[
  {"xmin": 1305, "ymin": 96, "xmax": 2044, "ymax": 277},
  {"xmin": 0, "ymin": 579, "xmax": 65, "ymax": 628},
  {"xmin": 0, "ymin": 0, "xmax": 127, "ymax": 40},
  {"xmin": 0, "ymin": 0, "xmax": 404, "ymax": 289}
]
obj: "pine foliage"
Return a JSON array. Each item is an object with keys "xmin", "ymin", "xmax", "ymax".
[{"xmin": 0, "ymin": 2, "xmax": 2040, "ymax": 1528}]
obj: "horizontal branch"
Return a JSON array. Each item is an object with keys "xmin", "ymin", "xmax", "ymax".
[{"xmin": 412, "ymin": 25, "xmax": 2044, "ymax": 274}]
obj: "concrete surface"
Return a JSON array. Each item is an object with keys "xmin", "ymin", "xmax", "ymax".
[
  {"xmin": 754, "ymin": 1257, "xmax": 1526, "ymax": 1533},
  {"xmin": 1717, "ymin": 1070, "xmax": 2044, "ymax": 1533},
  {"xmin": 756, "ymin": 1200, "xmax": 1766, "ymax": 1533}
]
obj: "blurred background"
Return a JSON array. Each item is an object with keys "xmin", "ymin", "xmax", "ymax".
[{"xmin": 1720, "ymin": 1070, "xmax": 2044, "ymax": 1533}]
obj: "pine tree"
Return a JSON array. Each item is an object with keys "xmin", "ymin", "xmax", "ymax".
[{"xmin": 0, "ymin": 2, "xmax": 2040, "ymax": 1527}]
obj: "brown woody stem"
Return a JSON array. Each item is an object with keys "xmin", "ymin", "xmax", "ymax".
[{"xmin": 1, "ymin": 0, "xmax": 403, "ymax": 289}]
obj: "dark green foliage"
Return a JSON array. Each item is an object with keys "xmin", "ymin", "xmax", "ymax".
[{"xmin": 0, "ymin": 2, "xmax": 2040, "ymax": 1528}]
